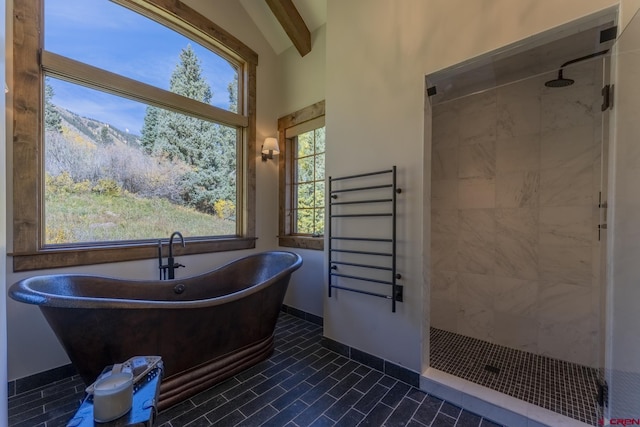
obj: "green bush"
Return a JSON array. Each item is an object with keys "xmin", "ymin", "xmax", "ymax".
[
  {"xmin": 92, "ymin": 179, "xmax": 122, "ymax": 196},
  {"xmin": 46, "ymin": 171, "xmax": 75, "ymax": 193},
  {"xmin": 214, "ymin": 199, "xmax": 235, "ymax": 220}
]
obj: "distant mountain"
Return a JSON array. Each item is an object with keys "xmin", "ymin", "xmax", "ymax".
[{"xmin": 55, "ymin": 105, "xmax": 141, "ymax": 148}]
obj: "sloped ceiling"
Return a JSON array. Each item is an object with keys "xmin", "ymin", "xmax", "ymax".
[{"xmin": 240, "ymin": 0, "xmax": 326, "ymax": 55}]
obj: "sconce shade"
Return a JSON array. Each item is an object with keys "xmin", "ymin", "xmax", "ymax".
[
  {"xmin": 261, "ymin": 137, "xmax": 280, "ymax": 161},
  {"xmin": 262, "ymin": 137, "xmax": 280, "ymax": 155}
]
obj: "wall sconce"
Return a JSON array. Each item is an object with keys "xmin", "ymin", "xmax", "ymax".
[{"xmin": 261, "ymin": 137, "xmax": 280, "ymax": 161}]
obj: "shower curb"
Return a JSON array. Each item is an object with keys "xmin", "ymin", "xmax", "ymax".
[{"xmin": 422, "ymin": 368, "xmax": 594, "ymax": 427}]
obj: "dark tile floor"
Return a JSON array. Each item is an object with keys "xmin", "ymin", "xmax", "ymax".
[
  {"xmin": 430, "ymin": 327, "xmax": 600, "ymax": 426},
  {"xmin": 8, "ymin": 313, "xmax": 503, "ymax": 426}
]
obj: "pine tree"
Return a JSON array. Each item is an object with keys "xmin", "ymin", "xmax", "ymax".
[
  {"xmin": 294, "ymin": 128, "xmax": 325, "ymax": 234},
  {"xmin": 169, "ymin": 45, "xmax": 212, "ymax": 103},
  {"xmin": 140, "ymin": 45, "xmax": 237, "ymax": 215},
  {"xmin": 99, "ymin": 126, "xmax": 112, "ymax": 144},
  {"xmin": 140, "ymin": 106, "xmax": 160, "ymax": 154},
  {"xmin": 228, "ymin": 73, "xmax": 238, "ymax": 113},
  {"xmin": 44, "ymin": 79, "xmax": 62, "ymax": 133}
]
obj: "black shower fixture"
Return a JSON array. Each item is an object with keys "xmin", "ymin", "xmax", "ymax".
[
  {"xmin": 545, "ymin": 69, "xmax": 575, "ymax": 87},
  {"xmin": 545, "ymin": 49, "xmax": 609, "ymax": 88}
]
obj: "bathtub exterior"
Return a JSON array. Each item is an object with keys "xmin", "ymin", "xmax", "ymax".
[{"xmin": 9, "ymin": 251, "xmax": 302, "ymax": 410}]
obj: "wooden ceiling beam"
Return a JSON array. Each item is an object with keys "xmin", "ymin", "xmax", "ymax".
[{"xmin": 265, "ymin": 0, "xmax": 311, "ymax": 56}]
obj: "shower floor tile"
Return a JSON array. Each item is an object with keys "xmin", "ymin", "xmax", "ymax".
[
  {"xmin": 7, "ymin": 313, "xmax": 504, "ymax": 427},
  {"xmin": 430, "ymin": 327, "xmax": 600, "ymax": 426}
]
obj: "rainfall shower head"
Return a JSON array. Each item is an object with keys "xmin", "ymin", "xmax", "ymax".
[
  {"xmin": 545, "ymin": 49, "xmax": 609, "ymax": 88},
  {"xmin": 545, "ymin": 69, "xmax": 574, "ymax": 88}
]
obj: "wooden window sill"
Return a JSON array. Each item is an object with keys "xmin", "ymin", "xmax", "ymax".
[
  {"xmin": 278, "ymin": 236, "xmax": 324, "ymax": 251},
  {"xmin": 11, "ymin": 237, "xmax": 257, "ymax": 272}
]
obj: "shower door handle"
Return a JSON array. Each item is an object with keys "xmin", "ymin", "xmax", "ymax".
[{"xmin": 601, "ymin": 84, "xmax": 613, "ymax": 111}]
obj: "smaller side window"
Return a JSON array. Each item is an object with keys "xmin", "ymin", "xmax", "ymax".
[{"xmin": 278, "ymin": 101, "xmax": 325, "ymax": 250}]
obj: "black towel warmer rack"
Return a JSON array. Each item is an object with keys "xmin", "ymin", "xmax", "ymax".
[{"xmin": 327, "ymin": 166, "xmax": 403, "ymax": 312}]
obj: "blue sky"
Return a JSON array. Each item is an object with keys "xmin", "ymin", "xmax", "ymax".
[{"xmin": 45, "ymin": 0, "xmax": 237, "ymax": 135}]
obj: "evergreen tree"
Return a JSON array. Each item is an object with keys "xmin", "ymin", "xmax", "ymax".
[
  {"xmin": 44, "ymin": 79, "xmax": 62, "ymax": 133},
  {"xmin": 140, "ymin": 106, "xmax": 160, "ymax": 154},
  {"xmin": 170, "ymin": 45, "xmax": 212, "ymax": 102},
  {"xmin": 140, "ymin": 45, "xmax": 237, "ymax": 215},
  {"xmin": 228, "ymin": 73, "xmax": 238, "ymax": 113},
  {"xmin": 99, "ymin": 126, "xmax": 112, "ymax": 144},
  {"xmin": 295, "ymin": 128, "xmax": 325, "ymax": 235}
]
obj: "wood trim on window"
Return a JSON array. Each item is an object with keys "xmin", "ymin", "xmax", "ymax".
[
  {"xmin": 42, "ymin": 52, "xmax": 249, "ymax": 128},
  {"xmin": 121, "ymin": 0, "xmax": 259, "ymax": 67},
  {"xmin": 277, "ymin": 100, "xmax": 325, "ymax": 251},
  {"xmin": 13, "ymin": 238, "xmax": 257, "ymax": 272},
  {"xmin": 11, "ymin": 0, "xmax": 258, "ymax": 271}
]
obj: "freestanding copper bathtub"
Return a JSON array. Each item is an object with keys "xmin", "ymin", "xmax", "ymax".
[{"xmin": 9, "ymin": 251, "xmax": 302, "ymax": 410}]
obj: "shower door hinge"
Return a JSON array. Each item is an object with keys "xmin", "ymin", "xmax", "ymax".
[
  {"xmin": 598, "ymin": 192, "xmax": 607, "ymax": 209},
  {"xmin": 601, "ymin": 84, "xmax": 613, "ymax": 111},
  {"xmin": 598, "ymin": 191, "xmax": 608, "ymax": 241},
  {"xmin": 598, "ymin": 381, "xmax": 609, "ymax": 408},
  {"xmin": 598, "ymin": 223, "xmax": 607, "ymax": 241}
]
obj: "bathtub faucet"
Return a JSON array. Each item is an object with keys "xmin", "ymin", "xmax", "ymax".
[{"xmin": 158, "ymin": 231, "xmax": 186, "ymax": 280}]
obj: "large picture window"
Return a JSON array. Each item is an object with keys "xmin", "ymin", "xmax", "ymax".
[
  {"xmin": 278, "ymin": 101, "xmax": 325, "ymax": 250},
  {"xmin": 12, "ymin": 0, "xmax": 258, "ymax": 270}
]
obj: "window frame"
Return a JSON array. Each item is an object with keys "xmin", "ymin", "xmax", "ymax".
[
  {"xmin": 12, "ymin": 0, "xmax": 258, "ymax": 271},
  {"xmin": 277, "ymin": 101, "xmax": 325, "ymax": 251}
]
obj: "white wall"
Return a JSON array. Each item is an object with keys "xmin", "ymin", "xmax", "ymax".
[
  {"xmin": 278, "ymin": 25, "xmax": 326, "ymax": 115},
  {"xmin": 325, "ymin": 0, "xmax": 428, "ymax": 373},
  {"xmin": 277, "ymin": 25, "xmax": 327, "ymax": 318},
  {"xmin": 6, "ymin": 0, "xmax": 283, "ymax": 381},
  {"xmin": 325, "ymin": 0, "xmax": 633, "ymax": 375}
]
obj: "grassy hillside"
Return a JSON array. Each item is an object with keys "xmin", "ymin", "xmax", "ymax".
[
  {"xmin": 45, "ymin": 100, "xmax": 237, "ymax": 245},
  {"xmin": 45, "ymin": 191, "xmax": 235, "ymax": 244}
]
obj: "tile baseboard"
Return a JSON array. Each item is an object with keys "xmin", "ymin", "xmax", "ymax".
[
  {"xmin": 281, "ymin": 304, "xmax": 323, "ymax": 326},
  {"xmin": 321, "ymin": 336, "xmax": 420, "ymax": 388},
  {"xmin": 8, "ymin": 363, "xmax": 77, "ymax": 397}
]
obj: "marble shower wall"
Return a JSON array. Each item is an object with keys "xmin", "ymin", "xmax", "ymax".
[{"xmin": 430, "ymin": 60, "xmax": 603, "ymax": 367}]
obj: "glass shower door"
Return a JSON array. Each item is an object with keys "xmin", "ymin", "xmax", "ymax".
[{"xmin": 605, "ymin": 6, "xmax": 640, "ymax": 421}]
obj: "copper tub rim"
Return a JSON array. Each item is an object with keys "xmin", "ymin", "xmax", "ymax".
[{"xmin": 9, "ymin": 250, "xmax": 303, "ymax": 310}]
